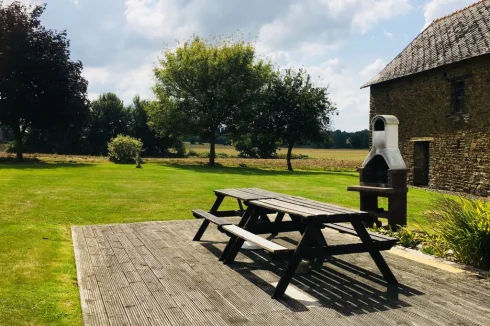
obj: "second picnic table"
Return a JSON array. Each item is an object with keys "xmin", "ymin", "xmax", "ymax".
[{"xmin": 192, "ymin": 188, "xmax": 398, "ymax": 299}]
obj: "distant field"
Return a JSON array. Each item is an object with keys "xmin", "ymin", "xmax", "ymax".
[
  {"xmin": 186, "ymin": 143, "xmax": 368, "ymax": 161},
  {"xmin": 0, "ymin": 143, "xmax": 6, "ymax": 152}
]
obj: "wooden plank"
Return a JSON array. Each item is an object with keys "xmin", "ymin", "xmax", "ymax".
[
  {"xmin": 214, "ymin": 188, "xmax": 260, "ymax": 201},
  {"xmin": 258, "ymin": 199, "xmax": 332, "ymax": 216},
  {"xmin": 222, "ymin": 225, "xmax": 288, "ymax": 253},
  {"xmin": 347, "ymin": 185, "xmax": 396, "ymax": 193},
  {"xmin": 72, "ymin": 226, "xmax": 111, "ymax": 326},
  {"xmin": 325, "ymin": 223, "xmax": 398, "ymax": 244},
  {"xmin": 214, "ymin": 187, "xmax": 283, "ymax": 201},
  {"xmin": 249, "ymin": 200, "xmax": 314, "ymax": 218},
  {"xmin": 192, "ymin": 209, "xmax": 232, "ymax": 226},
  {"xmin": 280, "ymin": 196, "xmax": 364, "ymax": 215}
]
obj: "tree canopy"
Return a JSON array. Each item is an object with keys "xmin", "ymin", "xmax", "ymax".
[
  {"xmin": 0, "ymin": 1, "xmax": 89, "ymax": 160},
  {"xmin": 85, "ymin": 93, "xmax": 130, "ymax": 155},
  {"xmin": 262, "ymin": 69, "xmax": 338, "ymax": 170},
  {"xmin": 147, "ymin": 35, "xmax": 274, "ymax": 165}
]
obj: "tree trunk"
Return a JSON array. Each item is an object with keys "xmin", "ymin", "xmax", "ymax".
[
  {"xmin": 209, "ymin": 136, "xmax": 216, "ymax": 166},
  {"xmin": 286, "ymin": 141, "xmax": 294, "ymax": 171},
  {"xmin": 12, "ymin": 122, "xmax": 24, "ymax": 161}
]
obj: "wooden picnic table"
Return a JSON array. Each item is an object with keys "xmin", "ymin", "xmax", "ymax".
[
  {"xmin": 193, "ymin": 188, "xmax": 284, "ymax": 241},
  {"xmin": 192, "ymin": 188, "xmax": 398, "ymax": 299}
]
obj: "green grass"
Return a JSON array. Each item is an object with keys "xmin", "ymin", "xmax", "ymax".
[
  {"xmin": 186, "ymin": 143, "xmax": 368, "ymax": 160},
  {"xmin": 0, "ymin": 161, "xmax": 444, "ymax": 325}
]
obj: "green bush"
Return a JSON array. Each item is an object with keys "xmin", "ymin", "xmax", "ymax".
[
  {"xmin": 425, "ymin": 196, "xmax": 490, "ymax": 270},
  {"xmin": 195, "ymin": 151, "xmax": 229, "ymax": 159},
  {"xmin": 370, "ymin": 225, "xmax": 422, "ymax": 249},
  {"xmin": 197, "ymin": 151, "xmax": 209, "ymax": 158},
  {"xmin": 275, "ymin": 153, "xmax": 309, "ymax": 159},
  {"xmin": 107, "ymin": 135, "xmax": 143, "ymax": 163},
  {"xmin": 187, "ymin": 149, "xmax": 199, "ymax": 157}
]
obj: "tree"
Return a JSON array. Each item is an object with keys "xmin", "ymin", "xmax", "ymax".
[
  {"xmin": 85, "ymin": 93, "xmax": 130, "ymax": 155},
  {"xmin": 0, "ymin": 2, "xmax": 89, "ymax": 160},
  {"xmin": 148, "ymin": 35, "xmax": 274, "ymax": 165},
  {"xmin": 128, "ymin": 96, "xmax": 184, "ymax": 157},
  {"xmin": 265, "ymin": 69, "xmax": 337, "ymax": 171}
]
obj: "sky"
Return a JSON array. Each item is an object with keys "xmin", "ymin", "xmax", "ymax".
[{"xmin": 5, "ymin": 0, "xmax": 478, "ymax": 131}]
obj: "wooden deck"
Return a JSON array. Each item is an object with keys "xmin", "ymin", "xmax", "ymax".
[{"xmin": 72, "ymin": 219, "xmax": 490, "ymax": 326}]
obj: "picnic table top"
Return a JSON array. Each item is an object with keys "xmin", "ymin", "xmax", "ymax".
[
  {"xmin": 213, "ymin": 187, "xmax": 285, "ymax": 201},
  {"xmin": 214, "ymin": 187, "xmax": 368, "ymax": 222}
]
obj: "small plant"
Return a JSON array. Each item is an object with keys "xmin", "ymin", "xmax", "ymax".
[
  {"xmin": 195, "ymin": 152, "xmax": 228, "ymax": 159},
  {"xmin": 197, "ymin": 151, "xmax": 210, "ymax": 158},
  {"xmin": 107, "ymin": 135, "xmax": 143, "ymax": 164},
  {"xmin": 425, "ymin": 196, "xmax": 490, "ymax": 270},
  {"xmin": 215, "ymin": 152, "xmax": 229, "ymax": 158},
  {"xmin": 420, "ymin": 232, "xmax": 450, "ymax": 257},
  {"xmin": 187, "ymin": 149, "xmax": 199, "ymax": 157},
  {"xmin": 370, "ymin": 224, "xmax": 423, "ymax": 249},
  {"xmin": 275, "ymin": 153, "xmax": 309, "ymax": 160}
]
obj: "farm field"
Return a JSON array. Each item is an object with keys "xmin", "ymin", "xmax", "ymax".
[
  {"xmin": 186, "ymin": 143, "xmax": 368, "ymax": 161},
  {"xmin": 0, "ymin": 159, "xmax": 444, "ymax": 325}
]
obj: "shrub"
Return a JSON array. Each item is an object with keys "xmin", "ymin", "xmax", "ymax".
[
  {"xmin": 275, "ymin": 153, "xmax": 309, "ymax": 160},
  {"xmin": 215, "ymin": 152, "xmax": 229, "ymax": 158},
  {"xmin": 195, "ymin": 152, "xmax": 228, "ymax": 159},
  {"xmin": 197, "ymin": 151, "xmax": 209, "ymax": 158},
  {"xmin": 187, "ymin": 149, "xmax": 199, "ymax": 157},
  {"xmin": 370, "ymin": 225, "xmax": 422, "ymax": 249},
  {"xmin": 107, "ymin": 135, "xmax": 143, "ymax": 163},
  {"xmin": 425, "ymin": 196, "xmax": 490, "ymax": 270}
]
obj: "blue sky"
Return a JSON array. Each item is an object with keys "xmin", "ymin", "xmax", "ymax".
[{"xmin": 8, "ymin": 0, "xmax": 478, "ymax": 131}]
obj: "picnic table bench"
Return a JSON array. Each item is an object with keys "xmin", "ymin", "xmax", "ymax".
[{"xmin": 192, "ymin": 188, "xmax": 398, "ymax": 299}]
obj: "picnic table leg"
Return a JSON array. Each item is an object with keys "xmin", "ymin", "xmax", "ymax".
[
  {"xmin": 351, "ymin": 219, "xmax": 398, "ymax": 285},
  {"xmin": 219, "ymin": 206, "xmax": 254, "ymax": 261},
  {"xmin": 222, "ymin": 207, "xmax": 260, "ymax": 264},
  {"xmin": 193, "ymin": 195, "xmax": 224, "ymax": 241},
  {"xmin": 272, "ymin": 221, "xmax": 318, "ymax": 299},
  {"xmin": 310, "ymin": 228, "xmax": 329, "ymax": 269},
  {"xmin": 237, "ymin": 199, "xmax": 244, "ymax": 211},
  {"xmin": 271, "ymin": 212, "xmax": 285, "ymax": 236}
]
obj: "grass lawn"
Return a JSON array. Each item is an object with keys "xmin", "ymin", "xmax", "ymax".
[
  {"xmin": 186, "ymin": 143, "xmax": 368, "ymax": 160},
  {"xmin": 0, "ymin": 161, "xmax": 443, "ymax": 325}
]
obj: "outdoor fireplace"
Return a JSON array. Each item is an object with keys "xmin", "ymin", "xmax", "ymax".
[{"xmin": 348, "ymin": 115, "xmax": 408, "ymax": 229}]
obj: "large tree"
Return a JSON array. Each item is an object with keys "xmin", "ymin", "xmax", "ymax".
[
  {"xmin": 85, "ymin": 93, "xmax": 131, "ymax": 155},
  {"xmin": 148, "ymin": 35, "xmax": 274, "ymax": 165},
  {"xmin": 0, "ymin": 1, "xmax": 89, "ymax": 160},
  {"xmin": 264, "ymin": 69, "xmax": 338, "ymax": 171}
]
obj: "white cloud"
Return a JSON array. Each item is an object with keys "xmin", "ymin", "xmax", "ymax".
[
  {"xmin": 351, "ymin": 0, "xmax": 411, "ymax": 34},
  {"xmin": 422, "ymin": 0, "xmax": 476, "ymax": 30},
  {"xmin": 360, "ymin": 58, "xmax": 386, "ymax": 79},
  {"xmin": 384, "ymin": 30, "xmax": 393, "ymax": 38}
]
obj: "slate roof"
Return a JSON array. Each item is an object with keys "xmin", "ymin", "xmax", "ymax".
[{"xmin": 362, "ymin": 0, "xmax": 490, "ymax": 88}]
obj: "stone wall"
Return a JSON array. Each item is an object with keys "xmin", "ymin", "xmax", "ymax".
[{"xmin": 369, "ymin": 54, "xmax": 490, "ymax": 197}]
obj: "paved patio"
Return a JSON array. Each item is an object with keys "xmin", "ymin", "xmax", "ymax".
[{"xmin": 72, "ymin": 219, "xmax": 490, "ymax": 326}]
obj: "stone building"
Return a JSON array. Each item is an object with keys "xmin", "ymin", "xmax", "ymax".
[{"xmin": 362, "ymin": 0, "xmax": 490, "ymax": 196}]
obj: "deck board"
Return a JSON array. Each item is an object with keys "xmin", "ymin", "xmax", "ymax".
[{"xmin": 73, "ymin": 220, "xmax": 490, "ymax": 326}]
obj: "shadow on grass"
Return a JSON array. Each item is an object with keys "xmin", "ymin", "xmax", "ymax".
[
  {"xmin": 161, "ymin": 163, "xmax": 358, "ymax": 177},
  {"xmin": 0, "ymin": 158, "xmax": 95, "ymax": 169}
]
